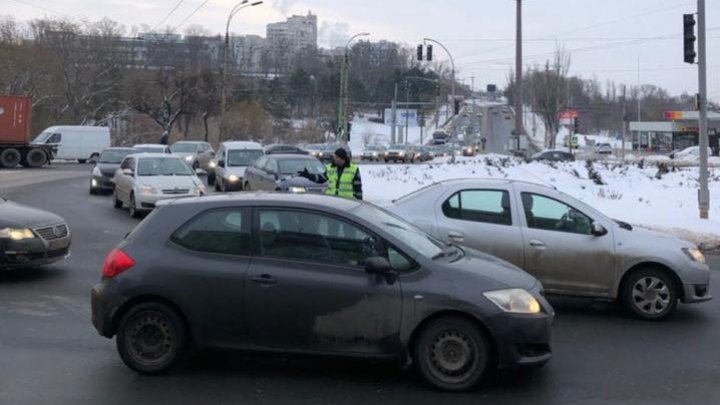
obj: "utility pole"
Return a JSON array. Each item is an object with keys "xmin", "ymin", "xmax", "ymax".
[
  {"xmin": 405, "ymin": 80, "xmax": 410, "ymax": 145},
  {"xmin": 637, "ymin": 57, "xmax": 642, "ymax": 121},
  {"xmin": 338, "ymin": 32, "xmax": 370, "ymax": 144},
  {"xmin": 697, "ymin": 0, "xmax": 710, "ymax": 218},
  {"xmin": 391, "ymin": 83, "xmax": 398, "ymax": 144},
  {"xmin": 514, "ymin": 0, "xmax": 523, "ymax": 151}
]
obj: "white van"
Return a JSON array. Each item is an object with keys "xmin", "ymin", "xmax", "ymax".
[
  {"xmin": 33, "ymin": 126, "xmax": 111, "ymax": 163},
  {"xmin": 214, "ymin": 141, "xmax": 265, "ymax": 192}
]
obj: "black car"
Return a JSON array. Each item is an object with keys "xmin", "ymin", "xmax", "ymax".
[
  {"xmin": 531, "ymin": 150, "xmax": 576, "ymax": 162},
  {"xmin": 0, "ymin": 196, "xmax": 71, "ymax": 269},
  {"xmin": 90, "ymin": 147, "xmax": 136, "ymax": 194},
  {"xmin": 244, "ymin": 154, "xmax": 328, "ymax": 194},
  {"xmin": 264, "ymin": 144, "xmax": 309, "ymax": 155},
  {"xmin": 91, "ymin": 194, "xmax": 553, "ymax": 391}
]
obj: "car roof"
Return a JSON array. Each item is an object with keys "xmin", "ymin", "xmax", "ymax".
[
  {"xmin": 102, "ymin": 147, "xmax": 135, "ymax": 151},
  {"xmin": 222, "ymin": 141, "xmax": 263, "ymax": 150},
  {"xmin": 172, "ymin": 141, "xmax": 205, "ymax": 145},
  {"xmin": 393, "ymin": 178, "xmax": 556, "ymax": 203},
  {"xmin": 133, "ymin": 144, "xmax": 167, "ymax": 148},
  {"xmin": 159, "ymin": 192, "xmax": 362, "ymax": 212},
  {"xmin": 267, "ymin": 154, "xmax": 319, "ymax": 160},
  {"xmin": 127, "ymin": 153, "xmax": 182, "ymax": 159}
]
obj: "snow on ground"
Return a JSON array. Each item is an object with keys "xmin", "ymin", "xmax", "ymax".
[
  {"xmin": 348, "ymin": 114, "xmax": 439, "ymax": 152},
  {"xmin": 362, "ymin": 155, "xmax": 720, "ymax": 250}
]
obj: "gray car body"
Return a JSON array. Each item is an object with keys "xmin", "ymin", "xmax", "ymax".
[
  {"xmin": 388, "ymin": 179, "xmax": 711, "ymax": 304},
  {"xmin": 91, "ymin": 147, "xmax": 136, "ymax": 192},
  {"xmin": 91, "ymin": 193, "xmax": 553, "ymax": 368},
  {"xmin": 244, "ymin": 154, "xmax": 328, "ymax": 194},
  {"xmin": 0, "ymin": 198, "xmax": 71, "ymax": 269}
]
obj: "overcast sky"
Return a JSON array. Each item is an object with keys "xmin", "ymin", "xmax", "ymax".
[{"xmin": 5, "ymin": 0, "xmax": 720, "ymax": 102}]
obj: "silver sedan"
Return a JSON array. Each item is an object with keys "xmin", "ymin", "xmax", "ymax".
[{"xmin": 388, "ymin": 178, "xmax": 711, "ymax": 320}]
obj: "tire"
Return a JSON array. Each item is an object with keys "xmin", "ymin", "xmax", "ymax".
[
  {"xmin": 413, "ymin": 316, "xmax": 492, "ymax": 392},
  {"xmin": 0, "ymin": 148, "xmax": 22, "ymax": 168},
  {"xmin": 207, "ymin": 173, "xmax": 216, "ymax": 186},
  {"xmin": 116, "ymin": 302, "xmax": 188, "ymax": 375},
  {"xmin": 22, "ymin": 148, "xmax": 48, "ymax": 168},
  {"xmin": 244, "ymin": 182, "xmax": 250, "ymax": 191},
  {"xmin": 89, "ymin": 186, "xmax": 97, "ymax": 195},
  {"xmin": 129, "ymin": 193, "xmax": 142, "ymax": 218},
  {"xmin": 621, "ymin": 268, "xmax": 679, "ymax": 321},
  {"xmin": 113, "ymin": 189, "xmax": 123, "ymax": 209},
  {"xmin": 78, "ymin": 159, "xmax": 87, "ymax": 164},
  {"xmin": 214, "ymin": 180, "xmax": 221, "ymax": 192}
]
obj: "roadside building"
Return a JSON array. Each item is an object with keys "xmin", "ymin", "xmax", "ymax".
[{"xmin": 629, "ymin": 111, "xmax": 720, "ymax": 154}]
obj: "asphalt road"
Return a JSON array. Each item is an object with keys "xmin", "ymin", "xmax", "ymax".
[{"xmin": 1, "ymin": 164, "xmax": 720, "ymax": 405}]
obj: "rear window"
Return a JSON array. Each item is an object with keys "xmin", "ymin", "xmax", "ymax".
[{"xmin": 172, "ymin": 208, "xmax": 251, "ymax": 256}]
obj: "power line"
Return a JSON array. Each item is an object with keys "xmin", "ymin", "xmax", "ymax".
[
  {"xmin": 152, "ymin": 0, "xmax": 186, "ymax": 31},
  {"xmin": 171, "ymin": 0, "xmax": 211, "ymax": 32},
  {"xmin": 7, "ymin": 0, "xmax": 85, "ymax": 23}
]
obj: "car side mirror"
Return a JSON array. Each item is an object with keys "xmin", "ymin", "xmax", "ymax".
[
  {"xmin": 122, "ymin": 168, "xmax": 134, "ymax": 177},
  {"xmin": 218, "ymin": 160, "xmax": 225, "ymax": 168},
  {"xmin": 592, "ymin": 223, "xmax": 608, "ymax": 237},
  {"xmin": 365, "ymin": 257, "xmax": 391, "ymax": 275}
]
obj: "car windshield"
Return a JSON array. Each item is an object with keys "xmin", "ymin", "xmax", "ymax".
[
  {"xmin": 99, "ymin": 150, "xmax": 132, "ymax": 164},
  {"xmin": 33, "ymin": 132, "xmax": 51, "ymax": 143},
  {"xmin": 170, "ymin": 143, "xmax": 199, "ymax": 153},
  {"xmin": 278, "ymin": 158, "xmax": 325, "ymax": 175},
  {"xmin": 351, "ymin": 204, "xmax": 445, "ymax": 260},
  {"xmin": 227, "ymin": 149, "xmax": 263, "ymax": 166},
  {"xmin": 137, "ymin": 158, "xmax": 193, "ymax": 176},
  {"xmin": 389, "ymin": 144, "xmax": 405, "ymax": 150}
]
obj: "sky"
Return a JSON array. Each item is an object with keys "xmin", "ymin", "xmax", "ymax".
[{"xmin": 4, "ymin": 0, "xmax": 720, "ymax": 103}]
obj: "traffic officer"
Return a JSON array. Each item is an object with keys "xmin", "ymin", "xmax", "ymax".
[{"xmin": 325, "ymin": 148, "xmax": 362, "ymax": 200}]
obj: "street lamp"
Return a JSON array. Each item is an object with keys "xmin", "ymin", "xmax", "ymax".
[
  {"xmin": 219, "ymin": 0, "xmax": 263, "ymax": 142},
  {"xmin": 423, "ymin": 38, "xmax": 456, "ymax": 143},
  {"xmin": 337, "ymin": 32, "xmax": 370, "ymax": 144}
]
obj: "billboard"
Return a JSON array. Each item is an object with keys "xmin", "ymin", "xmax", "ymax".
[
  {"xmin": 558, "ymin": 109, "xmax": 579, "ymax": 126},
  {"xmin": 384, "ymin": 109, "xmax": 418, "ymax": 126}
]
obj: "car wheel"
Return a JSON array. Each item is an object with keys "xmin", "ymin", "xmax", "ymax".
[
  {"xmin": 207, "ymin": 173, "xmax": 215, "ymax": 186},
  {"xmin": 0, "ymin": 148, "xmax": 22, "ymax": 168},
  {"xmin": 113, "ymin": 189, "xmax": 123, "ymax": 209},
  {"xmin": 129, "ymin": 193, "xmax": 142, "ymax": 218},
  {"xmin": 413, "ymin": 316, "xmax": 492, "ymax": 392},
  {"xmin": 621, "ymin": 268, "xmax": 678, "ymax": 321},
  {"xmin": 78, "ymin": 159, "xmax": 87, "ymax": 164},
  {"xmin": 116, "ymin": 302, "xmax": 188, "ymax": 375},
  {"xmin": 89, "ymin": 186, "xmax": 97, "ymax": 195},
  {"xmin": 244, "ymin": 182, "xmax": 250, "ymax": 191},
  {"xmin": 214, "ymin": 180, "xmax": 221, "ymax": 192}
]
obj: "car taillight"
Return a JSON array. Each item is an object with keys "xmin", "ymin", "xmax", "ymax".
[{"xmin": 102, "ymin": 248, "xmax": 135, "ymax": 278}]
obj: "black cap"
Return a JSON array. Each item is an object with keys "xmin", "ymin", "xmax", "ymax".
[{"xmin": 334, "ymin": 148, "xmax": 349, "ymax": 161}]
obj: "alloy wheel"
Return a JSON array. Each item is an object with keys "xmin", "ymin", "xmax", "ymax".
[{"xmin": 632, "ymin": 276, "xmax": 671, "ymax": 315}]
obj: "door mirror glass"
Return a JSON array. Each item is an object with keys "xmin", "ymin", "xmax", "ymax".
[
  {"xmin": 592, "ymin": 223, "xmax": 608, "ymax": 236},
  {"xmin": 365, "ymin": 256, "xmax": 391, "ymax": 274}
]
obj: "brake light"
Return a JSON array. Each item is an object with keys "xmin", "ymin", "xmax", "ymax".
[{"xmin": 102, "ymin": 248, "xmax": 135, "ymax": 278}]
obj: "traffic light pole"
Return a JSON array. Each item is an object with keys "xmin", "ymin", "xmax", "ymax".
[{"xmin": 697, "ymin": 0, "xmax": 710, "ymax": 219}]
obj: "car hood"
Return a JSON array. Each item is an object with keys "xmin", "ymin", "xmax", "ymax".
[
  {"xmin": 0, "ymin": 201, "xmax": 65, "ymax": 228},
  {"xmin": 135, "ymin": 175, "xmax": 202, "ymax": 190},
  {"xmin": 172, "ymin": 152, "xmax": 195, "ymax": 159},
  {"xmin": 433, "ymin": 247, "xmax": 539, "ymax": 291},
  {"xmin": 96, "ymin": 162, "xmax": 121, "ymax": 174},
  {"xmin": 223, "ymin": 166, "xmax": 248, "ymax": 178},
  {"xmin": 617, "ymin": 225, "xmax": 693, "ymax": 248},
  {"xmin": 278, "ymin": 175, "xmax": 327, "ymax": 187}
]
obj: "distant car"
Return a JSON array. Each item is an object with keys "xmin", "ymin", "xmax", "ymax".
[
  {"xmin": 0, "ymin": 196, "xmax": 71, "ymax": 270},
  {"xmin": 361, "ymin": 145, "xmax": 386, "ymax": 161},
  {"xmin": 132, "ymin": 144, "xmax": 171, "ymax": 154},
  {"xmin": 316, "ymin": 144, "xmax": 342, "ymax": 163},
  {"xmin": 389, "ymin": 178, "xmax": 712, "ymax": 320},
  {"xmin": 112, "ymin": 154, "xmax": 205, "ymax": 218},
  {"xmin": 384, "ymin": 144, "xmax": 410, "ymax": 163},
  {"xmin": 244, "ymin": 154, "xmax": 328, "ymax": 194},
  {"xmin": 411, "ymin": 146, "xmax": 434, "ymax": 162},
  {"xmin": 169, "ymin": 141, "xmax": 217, "ymax": 184},
  {"xmin": 90, "ymin": 147, "xmax": 135, "ymax": 194},
  {"xmin": 91, "ymin": 193, "xmax": 552, "ymax": 391},
  {"xmin": 264, "ymin": 144, "xmax": 308, "ymax": 155},
  {"xmin": 670, "ymin": 146, "xmax": 713, "ymax": 160},
  {"xmin": 462, "ymin": 144, "xmax": 479, "ymax": 157},
  {"xmin": 594, "ymin": 143, "xmax": 613, "ymax": 155},
  {"xmin": 215, "ymin": 141, "xmax": 265, "ymax": 192},
  {"xmin": 304, "ymin": 144, "xmax": 324, "ymax": 159},
  {"xmin": 531, "ymin": 150, "xmax": 575, "ymax": 162}
]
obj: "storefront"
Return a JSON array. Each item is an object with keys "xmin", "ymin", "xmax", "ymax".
[{"xmin": 629, "ymin": 111, "xmax": 720, "ymax": 154}]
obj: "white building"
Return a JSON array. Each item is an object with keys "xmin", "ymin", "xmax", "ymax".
[
  {"xmin": 266, "ymin": 11, "xmax": 318, "ymax": 53},
  {"xmin": 230, "ymin": 34, "xmax": 267, "ymax": 73}
]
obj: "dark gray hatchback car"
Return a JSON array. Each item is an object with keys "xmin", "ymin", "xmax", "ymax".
[{"xmin": 91, "ymin": 193, "xmax": 553, "ymax": 391}]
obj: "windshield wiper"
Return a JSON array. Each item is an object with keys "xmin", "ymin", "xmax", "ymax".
[{"xmin": 431, "ymin": 251, "xmax": 446, "ymax": 260}]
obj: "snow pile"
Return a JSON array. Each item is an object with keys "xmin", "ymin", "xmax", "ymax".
[
  {"xmin": 348, "ymin": 114, "xmax": 439, "ymax": 152},
  {"xmin": 362, "ymin": 155, "xmax": 720, "ymax": 250}
]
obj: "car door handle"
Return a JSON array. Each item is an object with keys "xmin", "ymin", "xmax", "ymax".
[
  {"xmin": 448, "ymin": 231, "xmax": 465, "ymax": 243},
  {"xmin": 250, "ymin": 274, "xmax": 277, "ymax": 285},
  {"xmin": 529, "ymin": 239, "xmax": 546, "ymax": 249}
]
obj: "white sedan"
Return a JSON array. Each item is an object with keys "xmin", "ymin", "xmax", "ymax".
[{"xmin": 113, "ymin": 154, "xmax": 205, "ymax": 218}]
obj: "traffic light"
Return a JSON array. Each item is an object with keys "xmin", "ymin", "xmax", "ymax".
[
  {"xmin": 683, "ymin": 14, "xmax": 696, "ymax": 64},
  {"xmin": 417, "ymin": 44, "xmax": 423, "ymax": 61},
  {"xmin": 346, "ymin": 122, "xmax": 352, "ymax": 141},
  {"xmin": 573, "ymin": 117, "xmax": 580, "ymax": 134},
  {"xmin": 426, "ymin": 45, "xmax": 433, "ymax": 61}
]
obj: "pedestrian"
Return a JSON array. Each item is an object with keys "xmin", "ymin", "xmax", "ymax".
[
  {"xmin": 325, "ymin": 148, "xmax": 362, "ymax": 200},
  {"xmin": 481, "ymin": 137, "xmax": 487, "ymax": 151}
]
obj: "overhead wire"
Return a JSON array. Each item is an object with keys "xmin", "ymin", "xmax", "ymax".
[
  {"xmin": 171, "ymin": 0, "xmax": 211, "ymax": 32},
  {"xmin": 152, "ymin": 0, "xmax": 186, "ymax": 31}
]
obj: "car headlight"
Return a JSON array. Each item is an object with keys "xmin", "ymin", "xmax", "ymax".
[
  {"xmin": 483, "ymin": 289, "xmax": 541, "ymax": 314},
  {"xmin": 0, "ymin": 228, "xmax": 36, "ymax": 241},
  {"xmin": 184, "ymin": 155, "xmax": 194, "ymax": 162},
  {"xmin": 372, "ymin": 152, "xmax": 378, "ymax": 156},
  {"xmin": 399, "ymin": 152, "xmax": 405, "ymax": 157},
  {"xmin": 228, "ymin": 175, "xmax": 240, "ymax": 182},
  {"xmin": 139, "ymin": 185, "xmax": 159, "ymax": 195},
  {"xmin": 289, "ymin": 186, "xmax": 307, "ymax": 193},
  {"xmin": 92, "ymin": 166, "xmax": 101, "ymax": 176},
  {"xmin": 208, "ymin": 160, "xmax": 217, "ymax": 169},
  {"xmin": 683, "ymin": 247, "xmax": 706, "ymax": 264}
]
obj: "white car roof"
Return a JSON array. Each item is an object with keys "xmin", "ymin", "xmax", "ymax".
[
  {"xmin": 133, "ymin": 144, "xmax": 167, "ymax": 148},
  {"xmin": 129, "ymin": 153, "xmax": 181, "ymax": 159},
  {"xmin": 221, "ymin": 141, "xmax": 264, "ymax": 150}
]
